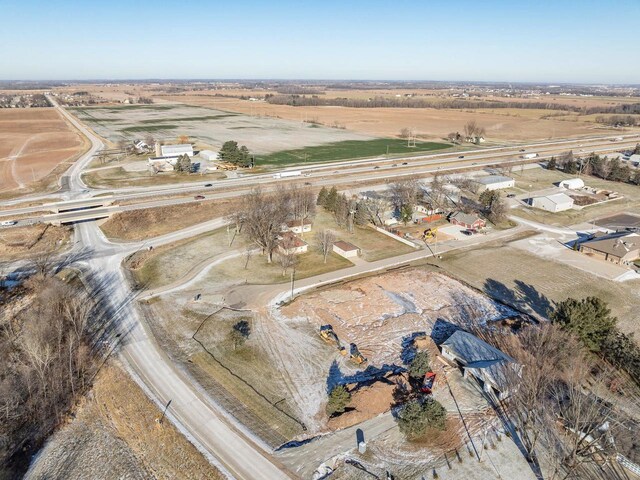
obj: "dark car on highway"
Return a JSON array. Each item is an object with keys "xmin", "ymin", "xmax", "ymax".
[
  {"xmin": 402, "ymin": 162, "xmax": 408, "ymax": 165},
  {"xmin": 204, "ymin": 183, "xmax": 213, "ymax": 187},
  {"xmin": 194, "ymin": 195, "xmax": 205, "ymax": 200},
  {"xmin": 458, "ymin": 155, "xmax": 464, "ymax": 159}
]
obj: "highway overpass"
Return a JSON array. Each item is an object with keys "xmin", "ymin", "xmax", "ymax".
[
  {"xmin": 42, "ymin": 206, "xmax": 119, "ymax": 226},
  {"xmin": 43, "ymin": 196, "xmax": 116, "ymax": 213}
]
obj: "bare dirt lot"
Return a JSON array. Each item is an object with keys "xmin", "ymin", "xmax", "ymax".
[
  {"xmin": 70, "ymin": 103, "xmax": 374, "ymax": 155},
  {"xmin": 0, "ymin": 109, "xmax": 88, "ymax": 193},
  {"xmin": 26, "ymin": 364, "xmax": 223, "ymax": 480},
  {"xmin": 161, "ymin": 95, "xmax": 620, "ymax": 143}
]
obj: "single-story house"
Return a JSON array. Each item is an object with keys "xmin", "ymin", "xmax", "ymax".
[
  {"xmin": 284, "ymin": 218, "xmax": 312, "ymax": 234},
  {"xmin": 474, "ymin": 175, "xmax": 515, "ymax": 192},
  {"xmin": 440, "ymin": 330, "xmax": 520, "ymax": 400},
  {"xmin": 333, "ymin": 241, "xmax": 360, "ymax": 258},
  {"xmin": 161, "ymin": 144, "xmax": 194, "ymax": 157},
  {"xmin": 448, "ymin": 211, "xmax": 486, "ymax": 230},
  {"xmin": 199, "ymin": 150, "xmax": 219, "ymax": 161},
  {"xmin": 559, "ymin": 178, "xmax": 585, "ymax": 190},
  {"xmin": 277, "ymin": 232, "xmax": 308, "ymax": 255},
  {"xmin": 579, "ymin": 232, "xmax": 639, "ymax": 266},
  {"xmin": 531, "ymin": 193, "xmax": 574, "ymax": 213}
]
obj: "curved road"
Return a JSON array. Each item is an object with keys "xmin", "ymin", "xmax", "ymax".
[{"xmin": 50, "ymin": 96, "xmax": 294, "ymax": 480}]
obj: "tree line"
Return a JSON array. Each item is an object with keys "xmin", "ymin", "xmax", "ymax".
[
  {"xmin": 549, "ymin": 148, "xmax": 640, "ymax": 185},
  {"xmin": 0, "ymin": 271, "xmax": 99, "ymax": 476},
  {"xmin": 264, "ymin": 93, "xmax": 640, "ymax": 115}
]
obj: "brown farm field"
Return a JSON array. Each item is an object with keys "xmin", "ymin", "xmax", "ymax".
[
  {"xmin": 159, "ymin": 94, "xmax": 621, "ymax": 143},
  {"xmin": 0, "ymin": 108, "xmax": 89, "ymax": 194}
]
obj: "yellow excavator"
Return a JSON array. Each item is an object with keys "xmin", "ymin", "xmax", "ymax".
[
  {"xmin": 422, "ymin": 227, "xmax": 437, "ymax": 242},
  {"xmin": 320, "ymin": 325, "xmax": 347, "ymax": 355},
  {"xmin": 350, "ymin": 343, "xmax": 367, "ymax": 365}
]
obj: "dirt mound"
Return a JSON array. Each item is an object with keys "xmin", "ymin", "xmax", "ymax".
[{"xmin": 328, "ymin": 380, "xmax": 396, "ymax": 430}]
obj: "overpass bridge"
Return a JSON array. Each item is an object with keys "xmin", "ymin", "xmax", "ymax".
[
  {"xmin": 43, "ymin": 196, "xmax": 116, "ymax": 213},
  {"xmin": 42, "ymin": 206, "xmax": 119, "ymax": 226}
]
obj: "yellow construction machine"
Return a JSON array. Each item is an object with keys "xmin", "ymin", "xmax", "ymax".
[{"xmin": 350, "ymin": 343, "xmax": 367, "ymax": 365}]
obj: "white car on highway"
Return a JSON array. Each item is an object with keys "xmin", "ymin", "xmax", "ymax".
[{"xmin": 1, "ymin": 220, "xmax": 17, "ymax": 226}]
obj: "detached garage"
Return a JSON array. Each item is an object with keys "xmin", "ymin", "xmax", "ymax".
[
  {"xmin": 333, "ymin": 241, "xmax": 360, "ymax": 258},
  {"xmin": 531, "ymin": 193, "xmax": 574, "ymax": 213}
]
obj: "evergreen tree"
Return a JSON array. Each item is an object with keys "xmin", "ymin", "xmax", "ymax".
[
  {"xmin": 408, "ymin": 351, "xmax": 430, "ymax": 380},
  {"xmin": 547, "ymin": 157, "xmax": 557, "ymax": 170},
  {"xmin": 326, "ymin": 385, "xmax": 351, "ymax": 416},
  {"xmin": 400, "ymin": 204, "xmax": 413, "ymax": 225},
  {"xmin": 325, "ymin": 186, "xmax": 339, "ymax": 212},
  {"xmin": 317, "ymin": 186, "xmax": 328, "ymax": 206},
  {"xmin": 396, "ymin": 397, "xmax": 446, "ymax": 439},
  {"xmin": 551, "ymin": 297, "xmax": 616, "ymax": 352}
]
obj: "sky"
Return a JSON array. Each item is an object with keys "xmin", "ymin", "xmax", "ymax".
[{"xmin": 1, "ymin": 0, "xmax": 639, "ymax": 84}]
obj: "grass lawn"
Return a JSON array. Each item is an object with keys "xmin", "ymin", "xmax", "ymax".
[
  {"xmin": 312, "ymin": 209, "xmax": 416, "ymax": 261},
  {"xmin": 128, "ymin": 227, "xmax": 245, "ymax": 289},
  {"xmin": 82, "ymin": 167, "xmax": 225, "ymax": 188},
  {"xmin": 257, "ymin": 138, "xmax": 451, "ymax": 166},
  {"xmin": 432, "ymin": 241, "xmax": 640, "ymax": 334}
]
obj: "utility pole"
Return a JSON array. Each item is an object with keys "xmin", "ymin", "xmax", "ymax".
[
  {"xmin": 158, "ymin": 399, "xmax": 172, "ymax": 424},
  {"xmin": 290, "ymin": 264, "xmax": 296, "ymax": 301}
]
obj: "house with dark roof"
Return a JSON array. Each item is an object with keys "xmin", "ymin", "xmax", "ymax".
[
  {"xmin": 579, "ymin": 232, "xmax": 639, "ymax": 266},
  {"xmin": 440, "ymin": 330, "xmax": 520, "ymax": 400}
]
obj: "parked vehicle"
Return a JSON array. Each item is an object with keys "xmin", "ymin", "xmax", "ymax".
[
  {"xmin": 461, "ymin": 230, "xmax": 473, "ymax": 236},
  {"xmin": 507, "ymin": 193, "xmax": 516, "ymax": 198}
]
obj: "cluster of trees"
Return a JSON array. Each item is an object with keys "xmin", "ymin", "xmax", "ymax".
[
  {"xmin": 219, "ymin": 141, "xmax": 252, "ymax": 167},
  {"xmin": 0, "ymin": 94, "xmax": 50, "ymax": 108},
  {"xmin": 550, "ymin": 150, "xmax": 640, "ymax": 185},
  {"xmin": 317, "ymin": 186, "xmax": 359, "ymax": 232},
  {"xmin": 388, "ymin": 178, "xmax": 422, "ymax": 225},
  {"xmin": 595, "ymin": 115, "xmax": 640, "ymax": 127},
  {"xmin": 0, "ymin": 274, "xmax": 98, "ymax": 474},
  {"xmin": 173, "ymin": 154, "xmax": 192, "ymax": 173},
  {"xmin": 478, "ymin": 190, "xmax": 507, "ymax": 224},
  {"xmin": 551, "ymin": 296, "xmax": 640, "ymax": 385},
  {"xmin": 230, "ymin": 185, "xmax": 315, "ymax": 265}
]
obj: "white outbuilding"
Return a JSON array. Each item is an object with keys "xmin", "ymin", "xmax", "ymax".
[
  {"xmin": 559, "ymin": 178, "xmax": 585, "ymax": 190},
  {"xmin": 199, "ymin": 150, "xmax": 219, "ymax": 161},
  {"xmin": 474, "ymin": 175, "xmax": 515, "ymax": 192},
  {"xmin": 161, "ymin": 144, "xmax": 193, "ymax": 157},
  {"xmin": 333, "ymin": 241, "xmax": 360, "ymax": 258},
  {"xmin": 531, "ymin": 193, "xmax": 574, "ymax": 213}
]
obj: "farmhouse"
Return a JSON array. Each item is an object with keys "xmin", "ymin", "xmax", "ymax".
[
  {"xmin": 278, "ymin": 232, "xmax": 308, "ymax": 255},
  {"xmin": 474, "ymin": 175, "xmax": 515, "ymax": 192},
  {"xmin": 448, "ymin": 211, "xmax": 486, "ymax": 230},
  {"xmin": 531, "ymin": 193, "xmax": 574, "ymax": 213},
  {"xmin": 440, "ymin": 330, "xmax": 519, "ymax": 400},
  {"xmin": 579, "ymin": 232, "xmax": 640, "ymax": 266},
  {"xmin": 333, "ymin": 241, "xmax": 360, "ymax": 258},
  {"xmin": 284, "ymin": 219, "xmax": 312, "ymax": 234},
  {"xmin": 160, "ymin": 144, "xmax": 193, "ymax": 157},
  {"xmin": 559, "ymin": 178, "xmax": 585, "ymax": 190}
]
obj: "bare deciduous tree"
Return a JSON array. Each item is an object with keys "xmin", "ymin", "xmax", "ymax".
[
  {"xmin": 240, "ymin": 189, "xmax": 289, "ymax": 263},
  {"xmin": 316, "ymin": 229, "xmax": 336, "ymax": 264}
]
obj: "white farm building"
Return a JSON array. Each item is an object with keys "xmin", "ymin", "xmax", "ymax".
[
  {"xmin": 559, "ymin": 178, "xmax": 585, "ymax": 190},
  {"xmin": 161, "ymin": 144, "xmax": 193, "ymax": 157},
  {"xmin": 474, "ymin": 175, "xmax": 515, "ymax": 192},
  {"xmin": 199, "ymin": 150, "xmax": 219, "ymax": 161},
  {"xmin": 531, "ymin": 193, "xmax": 574, "ymax": 213}
]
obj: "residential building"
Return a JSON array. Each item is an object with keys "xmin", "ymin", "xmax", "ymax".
[
  {"xmin": 277, "ymin": 232, "xmax": 308, "ymax": 255},
  {"xmin": 559, "ymin": 178, "xmax": 585, "ymax": 190},
  {"xmin": 474, "ymin": 175, "xmax": 515, "ymax": 192},
  {"xmin": 148, "ymin": 156, "xmax": 179, "ymax": 172},
  {"xmin": 284, "ymin": 219, "xmax": 312, "ymax": 234},
  {"xmin": 333, "ymin": 241, "xmax": 360, "ymax": 258},
  {"xmin": 579, "ymin": 232, "xmax": 640, "ymax": 266},
  {"xmin": 160, "ymin": 144, "xmax": 193, "ymax": 157},
  {"xmin": 448, "ymin": 211, "xmax": 486, "ymax": 230},
  {"xmin": 440, "ymin": 330, "xmax": 520, "ymax": 400},
  {"xmin": 531, "ymin": 193, "xmax": 574, "ymax": 212}
]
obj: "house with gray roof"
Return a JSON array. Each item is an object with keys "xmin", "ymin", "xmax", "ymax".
[
  {"xmin": 440, "ymin": 330, "xmax": 520, "ymax": 400},
  {"xmin": 579, "ymin": 232, "xmax": 639, "ymax": 266}
]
